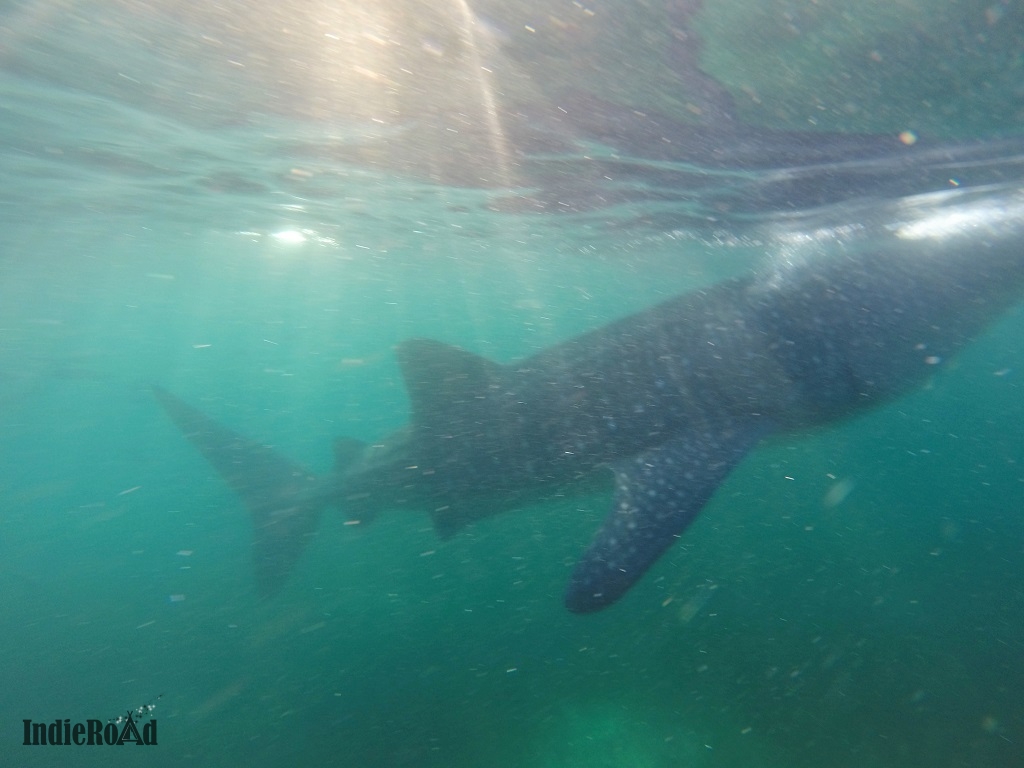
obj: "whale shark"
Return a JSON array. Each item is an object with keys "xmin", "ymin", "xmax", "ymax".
[{"xmin": 155, "ymin": 189, "xmax": 1024, "ymax": 612}]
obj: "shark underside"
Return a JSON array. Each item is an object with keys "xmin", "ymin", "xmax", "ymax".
[{"xmin": 156, "ymin": 191, "xmax": 1024, "ymax": 611}]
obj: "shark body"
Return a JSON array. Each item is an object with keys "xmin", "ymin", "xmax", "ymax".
[{"xmin": 156, "ymin": 191, "xmax": 1024, "ymax": 612}]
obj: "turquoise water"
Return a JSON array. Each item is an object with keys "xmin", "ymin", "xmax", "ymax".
[{"xmin": 2, "ymin": 2, "xmax": 1024, "ymax": 767}]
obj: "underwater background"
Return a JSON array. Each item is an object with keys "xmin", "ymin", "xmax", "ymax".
[{"xmin": 2, "ymin": 1, "xmax": 1023, "ymax": 766}]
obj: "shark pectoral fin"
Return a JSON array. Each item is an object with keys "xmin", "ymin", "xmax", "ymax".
[
  {"xmin": 565, "ymin": 425, "xmax": 762, "ymax": 613},
  {"xmin": 153, "ymin": 386, "xmax": 324, "ymax": 597}
]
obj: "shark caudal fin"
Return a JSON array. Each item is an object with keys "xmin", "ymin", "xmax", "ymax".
[{"xmin": 153, "ymin": 386, "xmax": 362, "ymax": 596}]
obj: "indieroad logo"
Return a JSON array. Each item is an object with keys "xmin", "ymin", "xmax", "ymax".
[{"xmin": 22, "ymin": 695, "xmax": 162, "ymax": 746}]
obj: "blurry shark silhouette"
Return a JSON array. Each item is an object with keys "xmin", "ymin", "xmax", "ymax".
[{"xmin": 156, "ymin": 187, "xmax": 1024, "ymax": 611}]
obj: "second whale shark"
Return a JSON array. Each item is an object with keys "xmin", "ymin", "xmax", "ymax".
[{"xmin": 156, "ymin": 187, "xmax": 1024, "ymax": 612}]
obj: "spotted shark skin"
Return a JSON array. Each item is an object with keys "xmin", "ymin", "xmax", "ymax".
[{"xmin": 156, "ymin": 190, "xmax": 1024, "ymax": 612}]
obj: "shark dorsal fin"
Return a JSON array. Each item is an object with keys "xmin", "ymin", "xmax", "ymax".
[{"xmin": 395, "ymin": 339, "xmax": 504, "ymax": 430}]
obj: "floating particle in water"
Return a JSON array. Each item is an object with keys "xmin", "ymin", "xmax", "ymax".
[
  {"xmin": 823, "ymin": 478, "xmax": 856, "ymax": 508},
  {"xmin": 985, "ymin": 4, "xmax": 1005, "ymax": 25}
]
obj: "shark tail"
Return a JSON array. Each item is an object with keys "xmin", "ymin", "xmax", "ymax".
[{"xmin": 152, "ymin": 386, "xmax": 363, "ymax": 596}]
